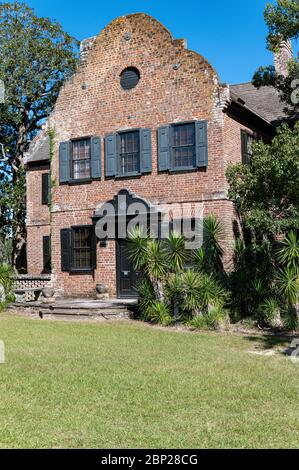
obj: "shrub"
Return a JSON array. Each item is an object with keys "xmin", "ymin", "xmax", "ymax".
[
  {"xmin": 0, "ymin": 263, "xmax": 14, "ymax": 306},
  {"xmin": 258, "ymin": 298, "xmax": 283, "ymax": 329},
  {"xmin": 168, "ymin": 270, "xmax": 229, "ymax": 319},
  {"xmin": 188, "ymin": 306, "xmax": 229, "ymax": 331},
  {"xmin": 135, "ymin": 278, "xmax": 156, "ymax": 321},
  {"xmin": 147, "ymin": 301, "xmax": 173, "ymax": 326},
  {"xmin": 283, "ymin": 306, "xmax": 299, "ymax": 331}
]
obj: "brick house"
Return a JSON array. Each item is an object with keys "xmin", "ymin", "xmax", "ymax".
[{"xmin": 25, "ymin": 13, "xmax": 289, "ymax": 299}]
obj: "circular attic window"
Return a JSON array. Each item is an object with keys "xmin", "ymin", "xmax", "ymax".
[{"xmin": 120, "ymin": 67, "xmax": 140, "ymax": 90}]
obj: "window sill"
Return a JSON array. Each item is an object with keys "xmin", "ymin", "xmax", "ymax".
[
  {"xmin": 115, "ymin": 172, "xmax": 141, "ymax": 179},
  {"xmin": 68, "ymin": 178, "xmax": 93, "ymax": 185},
  {"xmin": 167, "ymin": 166, "xmax": 198, "ymax": 174},
  {"xmin": 69, "ymin": 269, "xmax": 95, "ymax": 275}
]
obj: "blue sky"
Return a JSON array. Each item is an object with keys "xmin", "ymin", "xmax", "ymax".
[{"xmin": 23, "ymin": 0, "xmax": 274, "ymax": 84}]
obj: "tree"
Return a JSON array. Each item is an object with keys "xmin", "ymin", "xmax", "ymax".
[
  {"xmin": 0, "ymin": 2, "xmax": 79, "ymax": 270},
  {"xmin": 226, "ymin": 122, "xmax": 299, "ymax": 238},
  {"xmin": 252, "ymin": 0, "xmax": 299, "ymax": 116}
]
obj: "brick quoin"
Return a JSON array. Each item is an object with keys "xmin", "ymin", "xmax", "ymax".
[{"xmin": 26, "ymin": 14, "xmax": 277, "ymax": 298}]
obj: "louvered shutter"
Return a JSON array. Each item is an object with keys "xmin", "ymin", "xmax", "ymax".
[
  {"xmin": 195, "ymin": 121, "xmax": 208, "ymax": 168},
  {"xmin": 105, "ymin": 134, "xmax": 117, "ymax": 177},
  {"xmin": 43, "ymin": 236, "xmax": 51, "ymax": 273},
  {"xmin": 61, "ymin": 229, "xmax": 72, "ymax": 272},
  {"xmin": 59, "ymin": 141, "xmax": 71, "ymax": 183},
  {"xmin": 158, "ymin": 126, "xmax": 170, "ymax": 171},
  {"xmin": 91, "ymin": 137, "xmax": 101, "ymax": 179},
  {"xmin": 140, "ymin": 129, "xmax": 152, "ymax": 174},
  {"xmin": 42, "ymin": 173, "xmax": 50, "ymax": 205}
]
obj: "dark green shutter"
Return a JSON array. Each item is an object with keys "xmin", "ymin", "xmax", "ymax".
[
  {"xmin": 42, "ymin": 173, "xmax": 50, "ymax": 205},
  {"xmin": 61, "ymin": 229, "xmax": 72, "ymax": 272},
  {"xmin": 43, "ymin": 235, "xmax": 51, "ymax": 273},
  {"xmin": 195, "ymin": 121, "xmax": 208, "ymax": 168},
  {"xmin": 158, "ymin": 126, "xmax": 170, "ymax": 171},
  {"xmin": 241, "ymin": 130, "xmax": 249, "ymax": 164},
  {"xmin": 90, "ymin": 227, "xmax": 97, "ymax": 270},
  {"xmin": 140, "ymin": 129, "xmax": 152, "ymax": 174},
  {"xmin": 105, "ymin": 134, "xmax": 117, "ymax": 177},
  {"xmin": 91, "ymin": 137, "xmax": 101, "ymax": 179},
  {"xmin": 59, "ymin": 141, "xmax": 71, "ymax": 183}
]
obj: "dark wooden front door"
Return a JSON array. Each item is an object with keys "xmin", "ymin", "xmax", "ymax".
[{"xmin": 117, "ymin": 240, "xmax": 141, "ymax": 298}]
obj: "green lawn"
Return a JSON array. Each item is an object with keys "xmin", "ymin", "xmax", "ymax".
[{"xmin": 0, "ymin": 312, "xmax": 298, "ymax": 449}]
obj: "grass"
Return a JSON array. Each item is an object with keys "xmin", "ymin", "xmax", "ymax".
[{"xmin": 0, "ymin": 312, "xmax": 298, "ymax": 449}]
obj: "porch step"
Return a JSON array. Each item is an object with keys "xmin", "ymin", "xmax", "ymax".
[{"xmin": 38, "ymin": 298, "xmax": 138, "ymax": 320}]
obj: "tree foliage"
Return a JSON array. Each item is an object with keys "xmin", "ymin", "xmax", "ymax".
[
  {"xmin": 226, "ymin": 123, "xmax": 299, "ymax": 237},
  {"xmin": 252, "ymin": 0, "xmax": 299, "ymax": 116},
  {"xmin": 0, "ymin": 2, "xmax": 79, "ymax": 269}
]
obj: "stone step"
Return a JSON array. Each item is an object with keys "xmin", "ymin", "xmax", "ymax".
[
  {"xmin": 39, "ymin": 307, "xmax": 130, "ymax": 317},
  {"xmin": 45, "ymin": 302, "xmax": 129, "ymax": 311},
  {"xmin": 39, "ymin": 308, "xmax": 130, "ymax": 320}
]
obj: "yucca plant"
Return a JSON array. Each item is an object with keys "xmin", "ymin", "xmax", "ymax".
[
  {"xmin": 163, "ymin": 231, "xmax": 187, "ymax": 273},
  {"xmin": 276, "ymin": 267, "xmax": 299, "ymax": 308},
  {"xmin": 259, "ymin": 298, "xmax": 283, "ymax": 329},
  {"xmin": 202, "ymin": 214, "xmax": 224, "ymax": 274},
  {"xmin": 199, "ymin": 273, "xmax": 228, "ymax": 311},
  {"xmin": 126, "ymin": 226, "xmax": 149, "ymax": 271},
  {"xmin": 205, "ymin": 305, "xmax": 230, "ymax": 330},
  {"xmin": 192, "ymin": 215, "xmax": 224, "ymax": 277},
  {"xmin": 277, "ymin": 231, "xmax": 299, "ymax": 273},
  {"xmin": 192, "ymin": 246, "xmax": 206, "ymax": 273},
  {"xmin": 169, "ymin": 270, "xmax": 202, "ymax": 318},
  {"xmin": 135, "ymin": 278, "xmax": 156, "ymax": 321},
  {"xmin": 147, "ymin": 301, "xmax": 173, "ymax": 326}
]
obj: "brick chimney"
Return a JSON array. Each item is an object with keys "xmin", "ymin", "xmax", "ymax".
[
  {"xmin": 80, "ymin": 36, "xmax": 96, "ymax": 63},
  {"xmin": 274, "ymin": 39, "xmax": 293, "ymax": 76}
]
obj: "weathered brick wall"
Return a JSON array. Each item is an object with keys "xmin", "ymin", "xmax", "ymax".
[
  {"xmin": 26, "ymin": 164, "xmax": 51, "ymax": 225},
  {"xmin": 26, "ymin": 164, "xmax": 51, "ymax": 275},
  {"xmin": 26, "ymin": 14, "xmax": 271, "ymax": 297}
]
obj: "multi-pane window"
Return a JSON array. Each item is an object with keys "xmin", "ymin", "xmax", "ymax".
[
  {"xmin": 72, "ymin": 139, "xmax": 91, "ymax": 180},
  {"xmin": 73, "ymin": 227, "xmax": 93, "ymax": 270},
  {"xmin": 241, "ymin": 130, "xmax": 254, "ymax": 165},
  {"xmin": 119, "ymin": 131, "xmax": 140, "ymax": 176},
  {"xmin": 172, "ymin": 123, "xmax": 196, "ymax": 169}
]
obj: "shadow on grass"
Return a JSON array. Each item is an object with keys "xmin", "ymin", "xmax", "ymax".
[{"xmin": 244, "ymin": 335, "xmax": 297, "ymax": 357}]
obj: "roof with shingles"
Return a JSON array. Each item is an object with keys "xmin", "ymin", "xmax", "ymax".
[
  {"xmin": 230, "ymin": 82, "xmax": 288, "ymax": 125},
  {"xmin": 26, "ymin": 129, "xmax": 50, "ymax": 164}
]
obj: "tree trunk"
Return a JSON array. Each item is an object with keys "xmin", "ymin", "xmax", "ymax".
[
  {"xmin": 11, "ymin": 126, "xmax": 27, "ymax": 273},
  {"xmin": 152, "ymin": 279, "xmax": 164, "ymax": 302}
]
